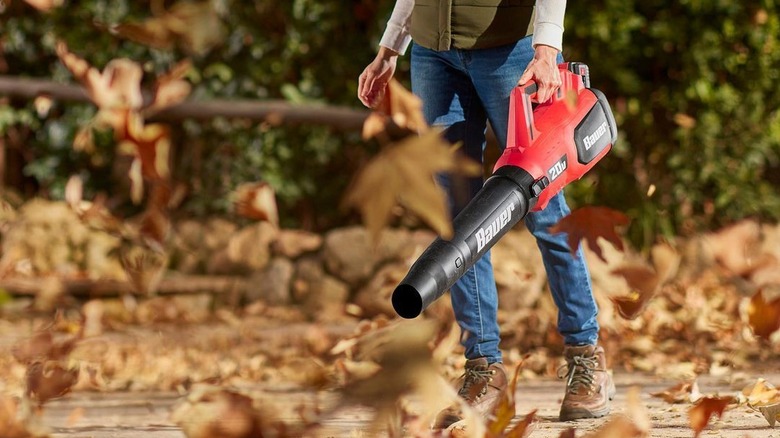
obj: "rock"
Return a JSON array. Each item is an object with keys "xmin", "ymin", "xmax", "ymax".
[
  {"xmin": 292, "ymin": 256, "xmax": 325, "ymax": 304},
  {"xmin": 322, "ymin": 226, "xmax": 414, "ymax": 287},
  {"xmin": 272, "ymin": 229, "xmax": 322, "ymax": 259},
  {"xmin": 293, "ymin": 256, "xmax": 350, "ymax": 321},
  {"xmin": 226, "ymin": 222, "xmax": 278, "ymax": 272},
  {"xmin": 203, "ymin": 218, "xmax": 238, "ymax": 251},
  {"xmin": 245, "ymin": 258, "xmax": 294, "ymax": 305},
  {"xmin": 354, "ymin": 262, "xmax": 409, "ymax": 318}
]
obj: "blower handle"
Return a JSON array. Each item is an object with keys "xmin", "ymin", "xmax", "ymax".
[{"xmin": 508, "ymin": 63, "xmax": 589, "ymax": 152}]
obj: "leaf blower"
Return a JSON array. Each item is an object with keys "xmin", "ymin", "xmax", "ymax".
[{"xmin": 392, "ymin": 62, "xmax": 618, "ymax": 319}]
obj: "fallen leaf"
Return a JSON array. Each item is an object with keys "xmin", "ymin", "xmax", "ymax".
[
  {"xmin": 66, "ymin": 407, "xmax": 85, "ymax": 427},
  {"xmin": 747, "ymin": 289, "xmax": 780, "ymax": 341},
  {"xmin": 26, "ymin": 361, "xmax": 80, "ymax": 406},
  {"xmin": 688, "ymin": 396, "xmax": 733, "ymax": 437},
  {"xmin": 581, "ymin": 415, "xmax": 645, "ymax": 438},
  {"xmin": 12, "ymin": 332, "xmax": 79, "ymax": 364},
  {"xmin": 558, "ymin": 429, "xmax": 576, "ymax": 438},
  {"xmin": 758, "ymin": 403, "xmax": 780, "ymax": 427},
  {"xmin": 548, "ymin": 206, "xmax": 630, "ymax": 262},
  {"xmin": 651, "ymin": 380, "xmax": 700, "ymax": 404},
  {"xmin": 742, "ymin": 378, "xmax": 780, "ymax": 406}
]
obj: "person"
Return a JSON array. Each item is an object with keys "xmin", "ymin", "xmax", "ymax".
[{"xmin": 357, "ymin": 0, "xmax": 615, "ymax": 427}]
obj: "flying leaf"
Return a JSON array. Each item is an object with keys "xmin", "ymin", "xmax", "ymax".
[
  {"xmin": 56, "ymin": 42, "xmax": 143, "ymax": 111},
  {"xmin": 343, "ymin": 129, "xmax": 480, "ymax": 241},
  {"xmin": 581, "ymin": 416, "xmax": 644, "ymax": 438},
  {"xmin": 0, "ymin": 396, "xmax": 40, "ymax": 438},
  {"xmin": 23, "ymin": 0, "xmax": 62, "ymax": 11},
  {"xmin": 548, "ymin": 206, "xmax": 629, "ymax": 262},
  {"xmin": 487, "ymin": 362, "xmax": 524, "ymax": 435},
  {"xmin": 688, "ymin": 396, "xmax": 733, "ymax": 437},
  {"xmin": 114, "ymin": 1, "xmax": 225, "ymax": 55},
  {"xmin": 747, "ymin": 289, "xmax": 780, "ymax": 341},
  {"xmin": 611, "ymin": 264, "xmax": 659, "ymax": 319},
  {"xmin": 650, "ymin": 242, "xmax": 680, "ymax": 284},
  {"xmin": 233, "ymin": 182, "xmax": 279, "ymax": 226},
  {"xmin": 363, "ymin": 78, "xmax": 428, "ymax": 140},
  {"xmin": 120, "ymin": 247, "xmax": 168, "ymax": 295},
  {"xmin": 145, "ymin": 59, "xmax": 192, "ymax": 115}
]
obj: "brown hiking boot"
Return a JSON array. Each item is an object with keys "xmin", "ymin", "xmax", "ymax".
[
  {"xmin": 558, "ymin": 345, "xmax": 616, "ymax": 421},
  {"xmin": 433, "ymin": 358, "xmax": 508, "ymax": 429}
]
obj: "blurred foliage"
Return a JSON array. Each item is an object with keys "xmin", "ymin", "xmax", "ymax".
[
  {"xmin": 0, "ymin": 0, "xmax": 403, "ymax": 228},
  {"xmin": 564, "ymin": 0, "xmax": 780, "ymax": 245},
  {"xmin": 1, "ymin": 0, "xmax": 778, "ymax": 244}
]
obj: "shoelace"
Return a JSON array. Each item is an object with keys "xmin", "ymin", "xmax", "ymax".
[
  {"xmin": 557, "ymin": 355, "xmax": 599, "ymax": 394},
  {"xmin": 458, "ymin": 367, "xmax": 494, "ymax": 398}
]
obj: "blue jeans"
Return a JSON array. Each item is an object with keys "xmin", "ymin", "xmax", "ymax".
[{"xmin": 411, "ymin": 36, "xmax": 599, "ymax": 364}]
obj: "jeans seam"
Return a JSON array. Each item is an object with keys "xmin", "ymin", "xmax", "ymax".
[{"xmin": 470, "ymin": 266, "xmax": 485, "ymax": 358}]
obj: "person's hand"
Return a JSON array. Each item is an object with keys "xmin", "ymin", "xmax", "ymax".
[
  {"xmin": 358, "ymin": 46, "xmax": 399, "ymax": 108},
  {"xmin": 517, "ymin": 45, "xmax": 561, "ymax": 103}
]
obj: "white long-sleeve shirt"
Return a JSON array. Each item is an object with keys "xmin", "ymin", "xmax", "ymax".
[{"xmin": 379, "ymin": 0, "xmax": 566, "ymax": 55}]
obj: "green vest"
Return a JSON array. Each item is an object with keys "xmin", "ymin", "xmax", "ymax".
[{"xmin": 410, "ymin": 0, "xmax": 536, "ymax": 51}]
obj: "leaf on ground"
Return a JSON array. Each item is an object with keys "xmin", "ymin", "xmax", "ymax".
[
  {"xmin": 688, "ymin": 396, "xmax": 733, "ymax": 437},
  {"xmin": 363, "ymin": 79, "xmax": 428, "ymax": 140},
  {"xmin": 611, "ymin": 264, "xmax": 659, "ymax": 319},
  {"xmin": 233, "ymin": 182, "xmax": 279, "ymax": 226},
  {"xmin": 343, "ymin": 129, "xmax": 480, "ymax": 241},
  {"xmin": 758, "ymin": 403, "xmax": 780, "ymax": 427},
  {"xmin": 651, "ymin": 380, "xmax": 700, "ymax": 404},
  {"xmin": 548, "ymin": 206, "xmax": 629, "ymax": 262},
  {"xmin": 747, "ymin": 289, "xmax": 780, "ymax": 341},
  {"xmin": 742, "ymin": 378, "xmax": 780, "ymax": 407},
  {"xmin": 12, "ymin": 332, "xmax": 79, "ymax": 364},
  {"xmin": 581, "ymin": 415, "xmax": 645, "ymax": 438},
  {"xmin": 170, "ymin": 386, "xmax": 281, "ymax": 438},
  {"xmin": 26, "ymin": 361, "xmax": 80, "ymax": 406},
  {"xmin": 558, "ymin": 429, "xmax": 576, "ymax": 438}
]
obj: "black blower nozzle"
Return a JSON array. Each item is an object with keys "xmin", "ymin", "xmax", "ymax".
[{"xmin": 392, "ymin": 167, "xmax": 535, "ymax": 319}]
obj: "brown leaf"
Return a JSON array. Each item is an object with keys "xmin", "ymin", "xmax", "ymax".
[
  {"xmin": 12, "ymin": 332, "xmax": 78, "ymax": 364},
  {"xmin": 114, "ymin": 1, "xmax": 224, "ymax": 55},
  {"xmin": 747, "ymin": 289, "xmax": 780, "ymax": 340},
  {"xmin": 363, "ymin": 79, "xmax": 429, "ymax": 140},
  {"xmin": 558, "ymin": 429, "xmax": 576, "ymax": 438},
  {"xmin": 170, "ymin": 387, "xmax": 276, "ymax": 438},
  {"xmin": 0, "ymin": 396, "xmax": 39, "ymax": 438},
  {"xmin": 503, "ymin": 409, "xmax": 536, "ymax": 438},
  {"xmin": 582, "ymin": 416, "xmax": 645, "ymax": 438},
  {"xmin": 611, "ymin": 264, "xmax": 658, "ymax": 319},
  {"xmin": 120, "ymin": 247, "xmax": 168, "ymax": 295},
  {"xmin": 33, "ymin": 95, "xmax": 53, "ymax": 117},
  {"xmin": 758, "ymin": 403, "xmax": 780, "ymax": 427},
  {"xmin": 146, "ymin": 59, "xmax": 192, "ymax": 115},
  {"xmin": 26, "ymin": 361, "xmax": 80, "ymax": 406},
  {"xmin": 673, "ymin": 113, "xmax": 696, "ymax": 129},
  {"xmin": 56, "ymin": 43, "xmax": 143, "ymax": 111},
  {"xmin": 651, "ymin": 380, "xmax": 700, "ymax": 404},
  {"xmin": 548, "ymin": 206, "xmax": 630, "ymax": 262},
  {"xmin": 650, "ymin": 242, "xmax": 680, "ymax": 284},
  {"xmin": 23, "ymin": 0, "xmax": 62, "ymax": 11},
  {"xmin": 488, "ymin": 362, "xmax": 523, "ymax": 434},
  {"xmin": 233, "ymin": 182, "xmax": 279, "ymax": 226},
  {"xmin": 688, "ymin": 396, "xmax": 733, "ymax": 437},
  {"xmin": 343, "ymin": 129, "xmax": 479, "ymax": 241},
  {"xmin": 742, "ymin": 378, "xmax": 780, "ymax": 407},
  {"xmin": 72, "ymin": 125, "xmax": 95, "ymax": 153}
]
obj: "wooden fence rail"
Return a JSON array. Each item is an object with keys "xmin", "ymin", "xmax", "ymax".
[{"xmin": 0, "ymin": 75, "xmax": 369, "ymax": 131}]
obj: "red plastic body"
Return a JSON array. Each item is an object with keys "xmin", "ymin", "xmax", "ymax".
[{"xmin": 494, "ymin": 63, "xmax": 613, "ymax": 211}]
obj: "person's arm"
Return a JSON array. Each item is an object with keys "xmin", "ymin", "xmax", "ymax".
[
  {"xmin": 358, "ymin": 0, "xmax": 413, "ymax": 108},
  {"xmin": 518, "ymin": 0, "xmax": 567, "ymax": 103},
  {"xmin": 379, "ymin": 0, "xmax": 413, "ymax": 55}
]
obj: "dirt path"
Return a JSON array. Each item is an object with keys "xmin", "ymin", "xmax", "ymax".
[{"xmin": 40, "ymin": 372, "xmax": 780, "ymax": 438}]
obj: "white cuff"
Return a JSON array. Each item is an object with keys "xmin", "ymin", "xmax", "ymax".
[
  {"xmin": 379, "ymin": 22, "xmax": 412, "ymax": 55},
  {"xmin": 532, "ymin": 22, "xmax": 564, "ymax": 52}
]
